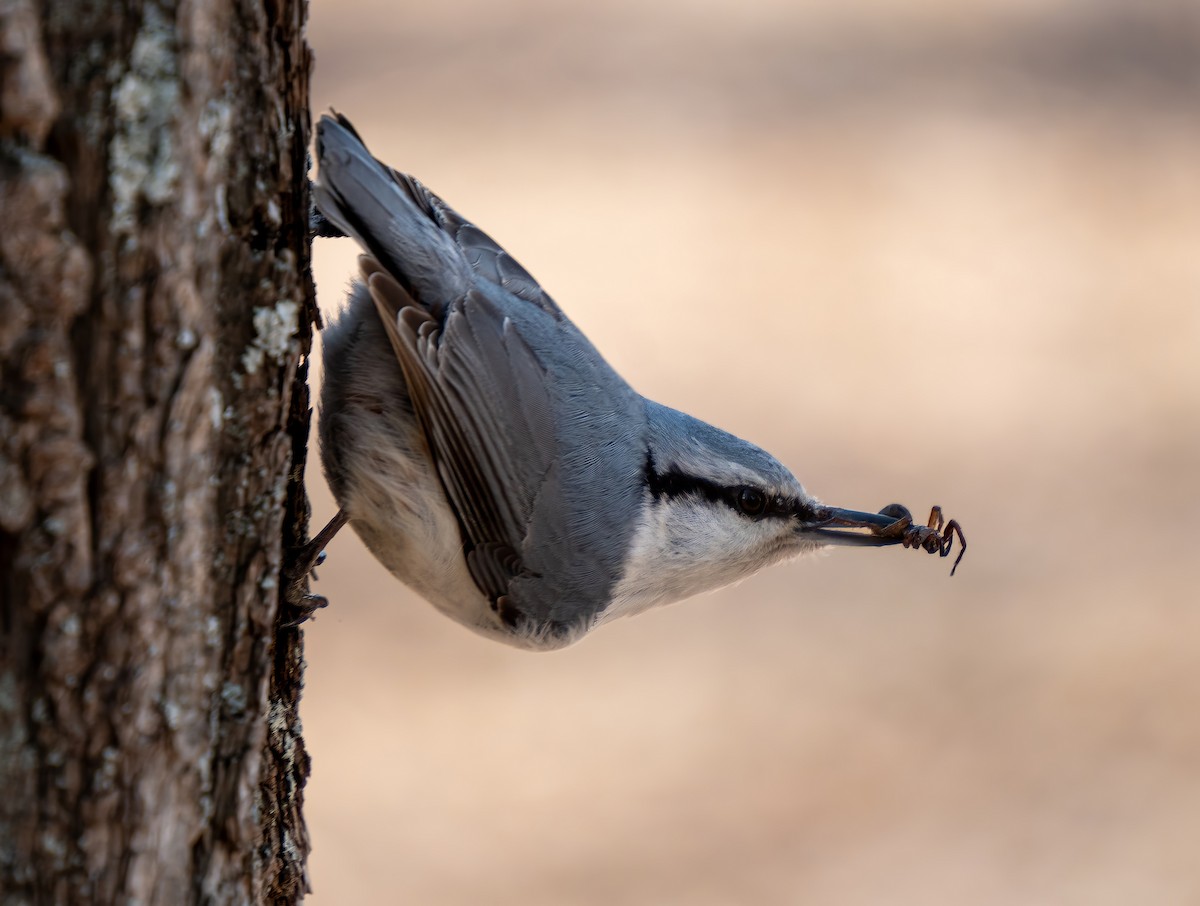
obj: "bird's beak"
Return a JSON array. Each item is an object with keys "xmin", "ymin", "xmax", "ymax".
[{"xmin": 798, "ymin": 506, "xmax": 906, "ymax": 547}]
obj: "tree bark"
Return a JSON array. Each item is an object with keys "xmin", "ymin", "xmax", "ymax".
[{"xmin": 0, "ymin": 0, "xmax": 317, "ymax": 903}]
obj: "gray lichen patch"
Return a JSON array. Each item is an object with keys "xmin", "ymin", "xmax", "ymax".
[
  {"xmin": 242, "ymin": 300, "xmax": 300, "ymax": 375},
  {"xmin": 108, "ymin": 5, "xmax": 180, "ymax": 237}
]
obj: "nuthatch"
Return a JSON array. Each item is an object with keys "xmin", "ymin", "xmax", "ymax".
[{"xmin": 298, "ymin": 113, "xmax": 963, "ymax": 649}]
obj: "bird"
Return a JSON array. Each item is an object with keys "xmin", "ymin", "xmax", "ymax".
[{"xmin": 299, "ymin": 112, "xmax": 962, "ymax": 650}]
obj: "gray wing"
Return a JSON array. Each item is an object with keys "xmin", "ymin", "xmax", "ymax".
[
  {"xmin": 395, "ymin": 177, "xmax": 564, "ymax": 321},
  {"xmin": 362, "ymin": 259, "xmax": 551, "ymax": 595}
]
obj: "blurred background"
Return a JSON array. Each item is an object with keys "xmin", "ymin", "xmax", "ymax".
[{"xmin": 303, "ymin": 0, "xmax": 1200, "ymax": 902}]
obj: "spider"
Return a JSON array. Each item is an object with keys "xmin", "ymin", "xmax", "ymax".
[{"xmin": 874, "ymin": 503, "xmax": 966, "ymax": 576}]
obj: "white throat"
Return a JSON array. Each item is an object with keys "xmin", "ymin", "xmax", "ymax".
[{"xmin": 602, "ymin": 496, "xmax": 801, "ymax": 625}]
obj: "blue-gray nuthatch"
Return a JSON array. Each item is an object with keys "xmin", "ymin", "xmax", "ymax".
[{"xmin": 298, "ymin": 113, "xmax": 964, "ymax": 649}]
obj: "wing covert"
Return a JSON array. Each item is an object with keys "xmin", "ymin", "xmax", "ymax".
[{"xmin": 364, "ymin": 258, "xmax": 557, "ymax": 606}]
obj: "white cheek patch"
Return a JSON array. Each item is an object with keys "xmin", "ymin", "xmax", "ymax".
[{"xmin": 604, "ymin": 497, "xmax": 804, "ymax": 623}]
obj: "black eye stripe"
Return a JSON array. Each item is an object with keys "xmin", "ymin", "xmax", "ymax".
[{"xmin": 644, "ymin": 450, "xmax": 793, "ymax": 521}]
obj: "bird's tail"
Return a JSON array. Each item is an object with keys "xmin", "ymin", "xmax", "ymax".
[{"xmin": 313, "ymin": 112, "xmax": 469, "ymax": 315}]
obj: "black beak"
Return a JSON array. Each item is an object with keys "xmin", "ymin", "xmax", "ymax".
[{"xmin": 799, "ymin": 505, "xmax": 907, "ymax": 547}]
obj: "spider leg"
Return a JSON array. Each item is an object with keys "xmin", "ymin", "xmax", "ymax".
[
  {"xmin": 926, "ymin": 505, "xmax": 944, "ymax": 531},
  {"xmin": 944, "ymin": 519, "xmax": 967, "ymax": 576}
]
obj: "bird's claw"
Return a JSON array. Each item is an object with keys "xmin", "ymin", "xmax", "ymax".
[
  {"xmin": 281, "ymin": 591, "xmax": 329, "ymax": 629},
  {"xmin": 280, "ymin": 510, "xmax": 350, "ymax": 628},
  {"xmin": 281, "ymin": 539, "xmax": 329, "ymax": 628}
]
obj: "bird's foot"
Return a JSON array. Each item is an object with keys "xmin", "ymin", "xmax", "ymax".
[
  {"xmin": 281, "ymin": 590, "xmax": 330, "ymax": 629},
  {"xmin": 280, "ymin": 510, "xmax": 349, "ymax": 628}
]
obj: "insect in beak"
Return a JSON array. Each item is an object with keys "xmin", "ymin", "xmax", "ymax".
[{"xmin": 802, "ymin": 504, "xmax": 966, "ymax": 575}]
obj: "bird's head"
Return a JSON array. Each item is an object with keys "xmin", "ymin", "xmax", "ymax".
[{"xmin": 607, "ymin": 402, "xmax": 902, "ymax": 617}]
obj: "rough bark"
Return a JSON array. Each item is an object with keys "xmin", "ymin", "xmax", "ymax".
[{"xmin": 0, "ymin": 0, "xmax": 317, "ymax": 903}]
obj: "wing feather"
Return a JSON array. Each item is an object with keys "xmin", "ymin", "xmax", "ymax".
[{"xmin": 363, "ymin": 258, "xmax": 558, "ymax": 604}]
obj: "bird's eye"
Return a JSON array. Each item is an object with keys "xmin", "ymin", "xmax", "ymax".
[{"xmin": 735, "ymin": 487, "xmax": 767, "ymax": 518}]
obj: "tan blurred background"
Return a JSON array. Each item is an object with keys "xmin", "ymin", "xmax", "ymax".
[{"xmin": 302, "ymin": 0, "xmax": 1200, "ymax": 902}]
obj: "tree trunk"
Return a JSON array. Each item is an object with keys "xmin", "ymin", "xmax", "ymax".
[{"xmin": 0, "ymin": 1, "xmax": 317, "ymax": 903}]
